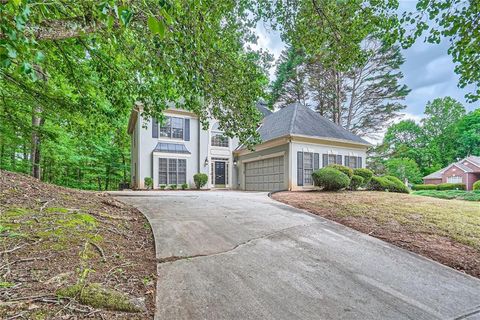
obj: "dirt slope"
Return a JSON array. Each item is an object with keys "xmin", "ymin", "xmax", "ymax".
[{"xmin": 0, "ymin": 170, "xmax": 156, "ymax": 319}]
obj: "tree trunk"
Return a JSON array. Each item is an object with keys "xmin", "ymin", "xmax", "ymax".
[{"xmin": 31, "ymin": 106, "xmax": 44, "ymax": 179}]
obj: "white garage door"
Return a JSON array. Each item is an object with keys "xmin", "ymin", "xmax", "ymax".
[{"xmin": 245, "ymin": 156, "xmax": 285, "ymax": 191}]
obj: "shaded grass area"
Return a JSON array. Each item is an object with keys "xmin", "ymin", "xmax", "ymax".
[
  {"xmin": 412, "ymin": 190, "xmax": 480, "ymax": 201},
  {"xmin": 273, "ymin": 191, "xmax": 480, "ymax": 278},
  {"xmin": 0, "ymin": 170, "xmax": 156, "ymax": 319}
]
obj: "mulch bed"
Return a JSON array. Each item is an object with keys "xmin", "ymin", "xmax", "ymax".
[
  {"xmin": 272, "ymin": 191, "xmax": 480, "ymax": 279},
  {"xmin": 0, "ymin": 170, "xmax": 157, "ymax": 319}
]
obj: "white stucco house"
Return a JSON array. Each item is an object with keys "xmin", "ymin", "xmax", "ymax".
[{"xmin": 128, "ymin": 102, "xmax": 370, "ymax": 191}]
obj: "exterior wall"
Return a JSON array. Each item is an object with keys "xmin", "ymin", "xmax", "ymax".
[
  {"xmin": 469, "ymin": 173, "xmax": 480, "ymax": 190},
  {"xmin": 236, "ymin": 144, "xmax": 290, "ymax": 190},
  {"xmin": 290, "ymin": 141, "xmax": 368, "ymax": 191},
  {"xmin": 441, "ymin": 165, "xmax": 468, "ymax": 187},
  {"xmin": 461, "ymin": 160, "xmax": 480, "ymax": 172},
  {"xmin": 423, "ymin": 178, "xmax": 442, "ymax": 185},
  {"xmin": 130, "ymin": 113, "xmax": 140, "ymax": 188}
]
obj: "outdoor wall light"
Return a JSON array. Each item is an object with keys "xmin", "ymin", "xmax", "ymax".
[
  {"xmin": 204, "ymin": 157, "xmax": 209, "ymax": 167},
  {"xmin": 233, "ymin": 160, "xmax": 238, "ymax": 166}
]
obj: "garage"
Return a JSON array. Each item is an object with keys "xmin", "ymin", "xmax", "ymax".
[{"xmin": 245, "ymin": 156, "xmax": 285, "ymax": 191}]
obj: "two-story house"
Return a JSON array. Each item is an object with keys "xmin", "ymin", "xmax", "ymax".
[{"xmin": 128, "ymin": 102, "xmax": 370, "ymax": 191}]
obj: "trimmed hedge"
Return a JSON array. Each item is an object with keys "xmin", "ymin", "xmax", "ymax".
[
  {"xmin": 312, "ymin": 167, "xmax": 350, "ymax": 191},
  {"xmin": 353, "ymin": 168, "xmax": 373, "ymax": 185},
  {"xmin": 473, "ymin": 180, "xmax": 480, "ymax": 191},
  {"xmin": 327, "ymin": 164, "xmax": 353, "ymax": 178},
  {"xmin": 436, "ymin": 183, "xmax": 466, "ymax": 191},
  {"xmin": 367, "ymin": 176, "xmax": 409, "ymax": 193},
  {"xmin": 412, "ymin": 184, "xmax": 438, "ymax": 191},
  {"xmin": 349, "ymin": 175, "xmax": 364, "ymax": 191}
]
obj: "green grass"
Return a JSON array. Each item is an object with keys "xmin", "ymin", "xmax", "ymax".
[{"xmin": 412, "ymin": 190, "xmax": 480, "ymax": 201}]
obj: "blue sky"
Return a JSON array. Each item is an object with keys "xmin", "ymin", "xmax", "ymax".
[{"xmin": 253, "ymin": 1, "xmax": 479, "ymax": 122}]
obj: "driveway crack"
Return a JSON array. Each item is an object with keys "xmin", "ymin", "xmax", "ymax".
[{"xmin": 157, "ymin": 222, "xmax": 321, "ymax": 264}]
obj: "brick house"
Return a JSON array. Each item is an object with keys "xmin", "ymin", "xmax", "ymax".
[{"xmin": 423, "ymin": 156, "xmax": 480, "ymax": 190}]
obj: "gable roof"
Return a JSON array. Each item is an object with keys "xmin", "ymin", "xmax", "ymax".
[
  {"xmin": 257, "ymin": 103, "xmax": 370, "ymax": 145},
  {"xmin": 423, "ymin": 155, "xmax": 480, "ymax": 179}
]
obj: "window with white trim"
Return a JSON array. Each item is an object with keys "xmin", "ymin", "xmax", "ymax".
[
  {"xmin": 159, "ymin": 158, "xmax": 186, "ymax": 185},
  {"xmin": 447, "ymin": 176, "xmax": 462, "ymax": 184},
  {"xmin": 160, "ymin": 117, "xmax": 184, "ymax": 139},
  {"xmin": 345, "ymin": 156, "xmax": 359, "ymax": 169},
  {"xmin": 211, "ymin": 131, "xmax": 229, "ymax": 147},
  {"xmin": 303, "ymin": 152, "xmax": 314, "ymax": 185}
]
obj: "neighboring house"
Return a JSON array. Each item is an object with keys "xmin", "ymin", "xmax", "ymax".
[
  {"xmin": 423, "ymin": 156, "xmax": 480, "ymax": 190},
  {"xmin": 128, "ymin": 102, "xmax": 370, "ymax": 191}
]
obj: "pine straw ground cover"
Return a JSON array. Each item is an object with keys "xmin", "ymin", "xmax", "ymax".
[
  {"xmin": 272, "ymin": 191, "xmax": 480, "ymax": 278},
  {"xmin": 0, "ymin": 170, "xmax": 156, "ymax": 319}
]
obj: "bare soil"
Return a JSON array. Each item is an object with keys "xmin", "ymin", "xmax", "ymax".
[
  {"xmin": 272, "ymin": 191, "xmax": 480, "ymax": 278},
  {"xmin": 0, "ymin": 170, "xmax": 156, "ymax": 319}
]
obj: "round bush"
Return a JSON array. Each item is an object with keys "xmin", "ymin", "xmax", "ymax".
[
  {"xmin": 312, "ymin": 167, "xmax": 350, "ymax": 191},
  {"xmin": 473, "ymin": 180, "xmax": 480, "ymax": 191},
  {"xmin": 327, "ymin": 164, "xmax": 353, "ymax": 178},
  {"xmin": 193, "ymin": 173, "xmax": 208, "ymax": 189},
  {"xmin": 367, "ymin": 176, "xmax": 409, "ymax": 193},
  {"xmin": 383, "ymin": 175, "xmax": 409, "ymax": 193},
  {"xmin": 349, "ymin": 175, "xmax": 364, "ymax": 191},
  {"xmin": 353, "ymin": 168, "xmax": 373, "ymax": 185}
]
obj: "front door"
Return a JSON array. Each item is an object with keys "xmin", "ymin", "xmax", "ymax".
[{"xmin": 214, "ymin": 161, "xmax": 226, "ymax": 185}]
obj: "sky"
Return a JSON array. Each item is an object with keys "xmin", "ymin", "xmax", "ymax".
[{"xmin": 253, "ymin": 1, "xmax": 479, "ymax": 124}]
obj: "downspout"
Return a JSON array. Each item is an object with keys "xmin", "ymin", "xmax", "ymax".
[{"xmin": 198, "ymin": 119, "xmax": 201, "ymax": 174}]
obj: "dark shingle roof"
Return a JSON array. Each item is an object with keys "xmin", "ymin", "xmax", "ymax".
[
  {"xmin": 257, "ymin": 103, "xmax": 369, "ymax": 145},
  {"xmin": 256, "ymin": 102, "xmax": 273, "ymax": 118},
  {"xmin": 153, "ymin": 142, "xmax": 190, "ymax": 154}
]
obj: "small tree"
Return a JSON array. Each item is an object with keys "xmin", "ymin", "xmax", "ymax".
[
  {"xmin": 193, "ymin": 173, "xmax": 208, "ymax": 190},
  {"xmin": 385, "ymin": 158, "xmax": 422, "ymax": 184}
]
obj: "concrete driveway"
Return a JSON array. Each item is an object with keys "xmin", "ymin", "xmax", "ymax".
[{"xmin": 112, "ymin": 190, "xmax": 480, "ymax": 320}]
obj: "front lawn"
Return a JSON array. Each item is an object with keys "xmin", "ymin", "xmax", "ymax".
[
  {"xmin": 412, "ymin": 190, "xmax": 480, "ymax": 201},
  {"xmin": 272, "ymin": 191, "xmax": 480, "ymax": 278}
]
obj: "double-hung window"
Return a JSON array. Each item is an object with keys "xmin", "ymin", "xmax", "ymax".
[
  {"xmin": 159, "ymin": 158, "xmax": 187, "ymax": 185},
  {"xmin": 160, "ymin": 117, "xmax": 184, "ymax": 139},
  {"xmin": 345, "ymin": 156, "xmax": 362, "ymax": 169},
  {"xmin": 303, "ymin": 153, "xmax": 314, "ymax": 185},
  {"xmin": 447, "ymin": 176, "xmax": 462, "ymax": 184},
  {"xmin": 211, "ymin": 131, "xmax": 229, "ymax": 147}
]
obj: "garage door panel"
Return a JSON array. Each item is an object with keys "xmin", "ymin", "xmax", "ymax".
[{"xmin": 245, "ymin": 156, "xmax": 285, "ymax": 191}]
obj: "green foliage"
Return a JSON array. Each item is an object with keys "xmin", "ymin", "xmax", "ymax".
[
  {"xmin": 312, "ymin": 167, "xmax": 350, "ymax": 191},
  {"xmin": 327, "ymin": 164, "xmax": 353, "ymax": 178},
  {"xmin": 367, "ymin": 176, "xmax": 409, "ymax": 194},
  {"xmin": 385, "ymin": 158, "xmax": 422, "ymax": 184},
  {"xmin": 193, "ymin": 173, "xmax": 208, "ymax": 190},
  {"xmin": 57, "ymin": 283, "xmax": 140, "ymax": 312},
  {"xmin": 170, "ymin": 184, "xmax": 177, "ymax": 190},
  {"xmin": 454, "ymin": 109, "xmax": 480, "ymax": 158},
  {"xmin": 181, "ymin": 183, "xmax": 189, "ymax": 190},
  {"xmin": 436, "ymin": 183, "xmax": 466, "ymax": 191},
  {"xmin": 159, "ymin": 184, "xmax": 166, "ymax": 190},
  {"xmin": 144, "ymin": 177, "xmax": 153, "ymax": 190},
  {"xmin": 473, "ymin": 181, "xmax": 480, "ymax": 191},
  {"xmin": 413, "ymin": 190, "xmax": 480, "ymax": 202},
  {"xmin": 353, "ymin": 168, "xmax": 373, "ymax": 185},
  {"xmin": 349, "ymin": 175, "xmax": 364, "ymax": 191},
  {"xmin": 412, "ymin": 184, "xmax": 438, "ymax": 191}
]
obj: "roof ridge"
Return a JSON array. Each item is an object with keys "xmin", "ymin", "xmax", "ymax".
[{"xmin": 288, "ymin": 103, "xmax": 299, "ymax": 134}]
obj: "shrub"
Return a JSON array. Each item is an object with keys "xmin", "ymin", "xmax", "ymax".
[
  {"xmin": 144, "ymin": 177, "xmax": 153, "ymax": 190},
  {"xmin": 170, "ymin": 184, "xmax": 177, "ymax": 190},
  {"xmin": 349, "ymin": 175, "xmax": 364, "ymax": 191},
  {"xmin": 312, "ymin": 167, "xmax": 350, "ymax": 191},
  {"xmin": 159, "ymin": 184, "xmax": 166, "ymax": 190},
  {"xmin": 327, "ymin": 164, "xmax": 353, "ymax": 178},
  {"xmin": 367, "ymin": 176, "xmax": 409, "ymax": 193},
  {"xmin": 193, "ymin": 173, "xmax": 208, "ymax": 190},
  {"xmin": 436, "ymin": 183, "xmax": 466, "ymax": 191},
  {"xmin": 412, "ymin": 184, "xmax": 437, "ymax": 191},
  {"xmin": 383, "ymin": 175, "xmax": 409, "ymax": 193},
  {"xmin": 473, "ymin": 180, "xmax": 480, "ymax": 191},
  {"xmin": 181, "ymin": 183, "xmax": 189, "ymax": 190},
  {"xmin": 353, "ymin": 168, "xmax": 373, "ymax": 185}
]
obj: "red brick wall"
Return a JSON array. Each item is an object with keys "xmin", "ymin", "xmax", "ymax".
[
  {"xmin": 468, "ymin": 173, "xmax": 480, "ymax": 191},
  {"xmin": 423, "ymin": 178, "xmax": 442, "ymax": 185},
  {"xmin": 442, "ymin": 165, "xmax": 467, "ymax": 185}
]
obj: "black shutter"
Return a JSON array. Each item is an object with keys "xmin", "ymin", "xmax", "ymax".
[
  {"xmin": 297, "ymin": 152, "xmax": 304, "ymax": 186},
  {"xmin": 314, "ymin": 153, "xmax": 319, "ymax": 170},
  {"xmin": 184, "ymin": 118, "xmax": 190, "ymax": 141},
  {"xmin": 322, "ymin": 154, "xmax": 328, "ymax": 167},
  {"xmin": 358, "ymin": 156, "xmax": 362, "ymax": 168},
  {"xmin": 344, "ymin": 156, "xmax": 349, "ymax": 167},
  {"xmin": 152, "ymin": 118, "xmax": 158, "ymax": 138},
  {"xmin": 337, "ymin": 155, "xmax": 342, "ymax": 165}
]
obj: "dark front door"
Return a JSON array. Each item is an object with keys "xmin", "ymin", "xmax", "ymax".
[{"xmin": 214, "ymin": 161, "xmax": 226, "ymax": 185}]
